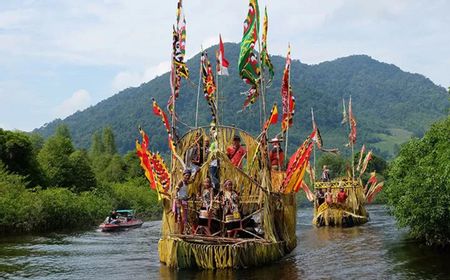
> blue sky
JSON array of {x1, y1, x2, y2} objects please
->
[{"x1": 1, "y1": 0, "x2": 449, "y2": 131}]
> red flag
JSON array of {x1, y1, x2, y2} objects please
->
[
  {"x1": 348, "y1": 96, "x2": 357, "y2": 145},
  {"x1": 281, "y1": 45, "x2": 295, "y2": 132},
  {"x1": 367, "y1": 182, "x2": 384, "y2": 203},
  {"x1": 263, "y1": 103, "x2": 278, "y2": 132},
  {"x1": 136, "y1": 137, "x2": 157, "y2": 190},
  {"x1": 217, "y1": 34, "x2": 229, "y2": 76},
  {"x1": 152, "y1": 98, "x2": 176, "y2": 153},
  {"x1": 300, "y1": 181, "x2": 315, "y2": 202}
]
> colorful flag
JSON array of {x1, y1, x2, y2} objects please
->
[
  {"x1": 262, "y1": 103, "x2": 278, "y2": 132},
  {"x1": 281, "y1": 45, "x2": 295, "y2": 132},
  {"x1": 136, "y1": 132, "x2": 157, "y2": 190},
  {"x1": 201, "y1": 50, "x2": 216, "y2": 100},
  {"x1": 217, "y1": 34, "x2": 229, "y2": 76},
  {"x1": 311, "y1": 108, "x2": 323, "y2": 149},
  {"x1": 261, "y1": 6, "x2": 274, "y2": 85},
  {"x1": 367, "y1": 171, "x2": 377, "y2": 185},
  {"x1": 152, "y1": 99, "x2": 176, "y2": 153},
  {"x1": 341, "y1": 99, "x2": 348, "y2": 125},
  {"x1": 356, "y1": 144, "x2": 366, "y2": 172},
  {"x1": 348, "y1": 96, "x2": 357, "y2": 145},
  {"x1": 366, "y1": 182, "x2": 384, "y2": 204},
  {"x1": 300, "y1": 181, "x2": 315, "y2": 202},
  {"x1": 281, "y1": 130, "x2": 315, "y2": 192},
  {"x1": 149, "y1": 152, "x2": 171, "y2": 193},
  {"x1": 359, "y1": 150, "x2": 372, "y2": 176},
  {"x1": 238, "y1": 0, "x2": 261, "y2": 108}
]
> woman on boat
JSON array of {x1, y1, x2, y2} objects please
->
[
  {"x1": 175, "y1": 169, "x2": 193, "y2": 234},
  {"x1": 198, "y1": 177, "x2": 214, "y2": 234},
  {"x1": 325, "y1": 187, "x2": 334, "y2": 205},
  {"x1": 222, "y1": 180, "x2": 239, "y2": 216}
]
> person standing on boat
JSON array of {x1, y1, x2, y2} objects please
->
[
  {"x1": 337, "y1": 186, "x2": 348, "y2": 205},
  {"x1": 175, "y1": 169, "x2": 193, "y2": 234},
  {"x1": 321, "y1": 165, "x2": 330, "y2": 182},
  {"x1": 186, "y1": 132, "x2": 202, "y2": 175},
  {"x1": 316, "y1": 188, "x2": 325, "y2": 207},
  {"x1": 204, "y1": 136, "x2": 220, "y2": 194},
  {"x1": 269, "y1": 137, "x2": 284, "y2": 170},
  {"x1": 226, "y1": 135, "x2": 246, "y2": 169},
  {"x1": 325, "y1": 187, "x2": 334, "y2": 205}
]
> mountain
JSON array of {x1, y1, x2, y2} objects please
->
[{"x1": 34, "y1": 43, "x2": 449, "y2": 159}]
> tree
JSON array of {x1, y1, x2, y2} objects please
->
[
  {"x1": 387, "y1": 116, "x2": 450, "y2": 247},
  {"x1": 123, "y1": 151, "x2": 144, "y2": 179},
  {"x1": 90, "y1": 131, "x2": 104, "y2": 156},
  {"x1": 55, "y1": 124, "x2": 72, "y2": 140},
  {"x1": 69, "y1": 150, "x2": 97, "y2": 192},
  {"x1": 103, "y1": 127, "x2": 117, "y2": 155},
  {"x1": 0, "y1": 129, "x2": 44, "y2": 187},
  {"x1": 317, "y1": 153, "x2": 348, "y2": 179}
]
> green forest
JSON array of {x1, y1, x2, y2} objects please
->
[
  {"x1": 35, "y1": 43, "x2": 448, "y2": 160},
  {"x1": 0, "y1": 125, "x2": 160, "y2": 234}
]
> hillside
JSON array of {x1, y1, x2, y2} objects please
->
[{"x1": 34, "y1": 43, "x2": 449, "y2": 159}]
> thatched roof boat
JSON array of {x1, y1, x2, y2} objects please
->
[
  {"x1": 313, "y1": 178, "x2": 369, "y2": 227},
  {"x1": 158, "y1": 126, "x2": 297, "y2": 269}
]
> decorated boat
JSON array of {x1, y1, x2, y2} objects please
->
[
  {"x1": 134, "y1": 0, "x2": 329, "y2": 269},
  {"x1": 311, "y1": 98, "x2": 384, "y2": 227}
]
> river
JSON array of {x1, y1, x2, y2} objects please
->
[{"x1": 1, "y1": 205, "x2": 449, "y2": 279}]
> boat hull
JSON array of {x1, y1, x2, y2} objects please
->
[
  {"x1": 158, "y1": 237, "x2": 293, "y2": 269},
  {"x1": 99, "y1": 220, "x2": 144, "y2": 232},
  {"x1": 313, "y1": 203, "x2": 368, "y2": 227}
]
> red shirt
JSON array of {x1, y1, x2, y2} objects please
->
[
  {"x1": 269, "y1": 147, "x2": 284, "y2": 168},
  {"x1": 226, "y1": 145, "x2": 246, "y2": 168},
  {"x1": 337, "y1": 191, "x2": 348, "y2": 203}
]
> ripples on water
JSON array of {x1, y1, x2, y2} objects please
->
[{"x1": 1, "y1": 205, "x2": 449, "y2": 279}]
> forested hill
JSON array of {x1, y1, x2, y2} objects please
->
[{"x1": 34, "y1": 43, "x2": 448, "y2": 159}]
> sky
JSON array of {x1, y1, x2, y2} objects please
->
[{"x1": 1, "y1": 0, "x2": 449, "y2": 131}]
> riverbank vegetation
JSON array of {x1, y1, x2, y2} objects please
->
[
  {"x1": 0, "y1": 126, "x2": 160, "y2": 234},
  {"x1": 386, "y1": 116, "x2": 450, "y2": 247}
]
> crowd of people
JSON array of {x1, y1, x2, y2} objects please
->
[{"x1": 173, "y1": 132, "x2": 276, "y2": 237}]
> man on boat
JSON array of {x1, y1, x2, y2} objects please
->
[
  {"x1": 186, "y1": 132, "x2": 202, "y2": 175},
  {"x1": 174, "y1": 169, "x2": 194, "y2": 234},
  {"x1": 226, "y1": 135, "x2": 246, "y2": 169},
  {"x1": 316, "y1": 188, "x2": 325, "y2": 206},
  {"x1": 204, "y1": 136, "x2": 220, "y2": 194},
  {"x1": 321, "y1": 165, "x2": 330, "y2": 182},
  {"x1": 268, "y1": 137, "x2": 284, "y2": 170},
  {"x1": 337, "y1": 185, "x2": 348, "y2": 205}
]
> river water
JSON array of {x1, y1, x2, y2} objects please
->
[{"x1": 1, "y1": 205, "x2": 449, "y2": 280}]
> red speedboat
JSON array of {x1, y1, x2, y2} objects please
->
[{"x1": 99, "y1": 210, "x2": 143, "y2": 232}]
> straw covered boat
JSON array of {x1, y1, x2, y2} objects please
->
[
  {"x1": 312, "y1": 178, "x2": 368, "y2": 227},
  {"x1": 158, "y1": 126, "x2": 297, "y2": 269}
]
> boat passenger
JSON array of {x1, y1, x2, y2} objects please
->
[
  {"x1": 316, "y1": 188, "x2": 325, "y2": 206},
  {"x1": 205, "y1": 136, "x2": 220, "y2": 194},
  {"x1": 226, "y1": 135, "x2": 246, "y2": 169},
  {"x1": 222, "y1": 179, "x2": 239, "y2": 216},
  {"x1": 325, "y1": 187, "x2": 334, "y2": 205},
  {"x1": 269, "y1": 137, "x2": 284, "y2": 170},
  {"x1": 321, "y1": 165, "x2": 330, "y2": 182},
  {"x1": 337, "y1": 186, "x2": 348, "y2": 204},
  {"x1": 201, "y1": 177, "x2": 214, "y2": 211},
  {"x1": 175, "y1": 169, "x2": 193, "y2": 234},
  {"x1": 186, "y1": 132, "x2": 202, "y2": 175}
]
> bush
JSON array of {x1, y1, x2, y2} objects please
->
[{"x1": 386, "y1": 116, "x2": 450, "y2": 247}]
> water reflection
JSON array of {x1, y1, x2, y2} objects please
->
[{"x1": 1, "y1": 205, "x2": 449, "y2": 280}]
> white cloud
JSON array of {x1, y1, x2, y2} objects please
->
[
  {"x1": 54, "y1": 89, "x2": 91, "y2": 119},
  {"x1": 112, "y1": 61, "x2": 171, "y2": 92}
]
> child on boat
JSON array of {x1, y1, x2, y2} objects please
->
[{"x1": 174, "y1": 169, "x2": 193, "y2": 234}]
